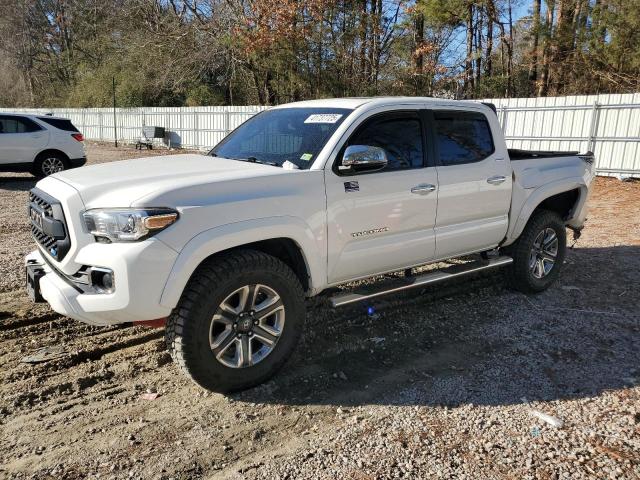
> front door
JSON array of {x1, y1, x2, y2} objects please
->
[{"x1": 325, "y1": 110, "x2": 438, "y2": 284}]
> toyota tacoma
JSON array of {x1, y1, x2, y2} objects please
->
[{"x1": 25, "y1": 97, "x2": 595, "y2": 392}]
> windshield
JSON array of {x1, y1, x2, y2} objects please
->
[{"x1": 209, "y1": 107, "x2": 352, "y2": 169}]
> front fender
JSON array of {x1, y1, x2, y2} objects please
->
[
  {"x1": 159, "y1": 216, "x2": 325, "y2": 309},
  {"x1": 505, "y1": 176, "x2": 589, "y2": 245}
]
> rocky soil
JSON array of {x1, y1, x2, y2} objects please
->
[{"x1": 0, "y1": 145, "x2": 638, "y2": 479}]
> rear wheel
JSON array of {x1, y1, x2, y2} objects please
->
[
  {"x1": 165, "y1": 250, "x2": 305, "y2": 392},
  {"x1": 33, "y1": 153, "x2": 68, "y2": 178},
  {"x1": 503, "y1": 210, "x2": 566, "y2": 293}
]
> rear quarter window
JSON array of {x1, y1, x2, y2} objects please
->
[
  {"x1": 433, "y1": 111, "x2": 494, "y2": 166},
  {"x1": 37, "y1": 117, "x2": 79, "y2": 132}
]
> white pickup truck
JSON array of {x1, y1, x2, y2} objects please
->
[{"x1": 25, "y1": 97, "x2": 595, "y2": 391}]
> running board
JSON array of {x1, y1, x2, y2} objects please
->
[{"x1": 329, "y1": 256, "x2": 513, "y2": 308}]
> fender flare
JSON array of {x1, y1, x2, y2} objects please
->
[
  {"x1": 506, "y1": 176, "x2": 588, "y2": 244},
  {"x1": 159, "y1": 216, "x2": 325, "y2": 309}
]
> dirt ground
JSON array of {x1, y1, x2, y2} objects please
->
[{"x1": 0, "y1": 143, "x2": 639, "y2": 479}]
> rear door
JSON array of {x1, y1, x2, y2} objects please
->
[
  {"x1": 325, "y1": 109, "x2": 438, "y2": 284},
  {"x1": 429, "y1": 108, "x2": 512, "y2": 258},
  {"x1": 0, "y1": 115, "x2": 48, "y2": 164}
]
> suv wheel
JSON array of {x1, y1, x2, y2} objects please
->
[
  {"x1": 165, "y1": 250, "x2": 306, "y2": 392},
  {"x1": 503, "y1": 210, "x2": 567, "y2": 293},
  {"x1": 34, "y1": 153, "x2": 67, "y2": 177}
]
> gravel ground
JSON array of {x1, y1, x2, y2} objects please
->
[{"x1": 0, "y1": 144, "x2": 639, "y2": 479}]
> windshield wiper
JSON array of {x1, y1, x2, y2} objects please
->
[
  {"x1": 210, "y1": 151, "x2": 279, "y2": 167},
  {"x1": 234, "y1": 156, "x2": 280, "y2": 167}
]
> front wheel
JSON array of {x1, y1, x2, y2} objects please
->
[
  {"x1": 165, "y1": 250, "x2": 306, "y2": 392},
  {"x1": 503, "y1": 210, "x2": 567, "y2": 293}
]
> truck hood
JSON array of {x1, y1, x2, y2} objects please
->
[{"x1": 52, "y1": 154, "x2": 293, "y2": 207}]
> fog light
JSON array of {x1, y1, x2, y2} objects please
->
[
  {"x1": 90, "y1": 268, "x2": 115, "y2": 294},
  {"x1": 101, "y1": 272, "x2": 114, "y2": 290}
]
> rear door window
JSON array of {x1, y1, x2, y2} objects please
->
[
  {"x1": 433, "y1": 111, "x2": 494, "y2": 165},
  {"x1": 37, "y1": 117, "x2": 79, "y2": 132}
]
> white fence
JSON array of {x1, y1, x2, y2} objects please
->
[
  {"x1": 2, "y1": 93, "x2": 639, "y2": 176},
  {"x1": 0, "y1": 105, "x2": 268, "y2": 151},
  {"x1": 485, "y1": 93, "x2": 640, "y2": 177}
]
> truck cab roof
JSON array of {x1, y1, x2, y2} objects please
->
[{"x1": 271, "y1": 96, "x2": 492, "y2": 112}]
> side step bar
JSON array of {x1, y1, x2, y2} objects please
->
[{"x1": 329, "y1": 256, "x2": 513, "y2": 308}]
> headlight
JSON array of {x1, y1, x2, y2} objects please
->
[{"x1": 83, "y1": 208, "x2": 178, "y2": 242}]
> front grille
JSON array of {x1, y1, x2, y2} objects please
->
[
  {"x1": 29, "y1": 192, "x2": 54, "y2": 216},
  {"x1": 28, "y1": 188, "x2": 71, "y2": 261},
  {"x1": 31, "y1": 223, "x2": 57, "y2": 249}
]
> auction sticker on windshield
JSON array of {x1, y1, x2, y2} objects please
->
[{"x1": 304, "y1": 114, "x2": 343, "y2": 124}]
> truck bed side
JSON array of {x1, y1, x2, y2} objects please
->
[{"x1": 504, "y1": 153, "x2": 596, "y2": 246}]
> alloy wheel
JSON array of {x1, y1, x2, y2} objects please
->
[
  {"x1": 42, "y1": 157, "x2": 65, "y2": 176},
  {"x1": 528, "y1": 227, "x2": 559, "y2": 279},
  {"x1": 209, "y1": 284, "x2": 285, "y2": 368}
]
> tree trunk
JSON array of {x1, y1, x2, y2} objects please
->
[
  {"x1": 359, "y1": 0, "x2": 368, "y2": 85},
  {"x1": 414, "y1": 12, "x2": 425, "y2": 94},
  {"x1": 368, "y1": 0, "x2": 382, "y2": 89},
  {"x1": 265, "y1": 69, "x2": 277, "y2": 105},
  {"x1": 465, "y1": 3, "x2": 474, "y2": 95},
  {"x1": 494, "y1": 15, "x2": 512, "y2": 97},
  {"x1": 550, "y1": 0, "x2": 573, "y2": 94},
  {"x1": 475, "y1": 8, "x2": 483, "y2": 89},
  {"x1": 538, "y1": 0, "x2": 555, "y2": 96},
  {"x1": 528, "y1": 0, "x2": 541, "y2": 93},
  {"x1": 571, "y1": 0, "x2": 583, "y2": 49},
  {"x1": 485, "y1": 15, "x2": 493, "y2": 77},
  {"x1": 252, "y1": 68, "x2": 266, "y2": 105},
  {"x1": 506, "y1": 0, "x2": 514, "y2": 96},
  {"x1": 569, "y1": 0, "x2": 586, "y2": 91}
]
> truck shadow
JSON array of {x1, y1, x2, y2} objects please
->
[
  {"x1": 0, "y1": 175, "x2": 37, "y2": 192},
  {"x1": 237, "y1": 245, "x2": 640, "y2": 408}
]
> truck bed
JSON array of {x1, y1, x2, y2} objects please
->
[{"x1": 508, "y1": 150, "x2": 594, "y2": 240}]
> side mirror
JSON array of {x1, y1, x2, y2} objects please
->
[{"x1": 340, "y1": 145, "x2": 388, "y2": 172}]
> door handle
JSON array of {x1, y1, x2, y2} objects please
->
[
  {"x1": 411, "y1": 183, "x2": 436, "y2": 194},
  {"x1": 487, "y1": 175, "x2": 507, "y2": 185}
]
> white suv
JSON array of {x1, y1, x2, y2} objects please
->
[{"x1": 0, "y1": 113, "x2": 86, "y2": 177}]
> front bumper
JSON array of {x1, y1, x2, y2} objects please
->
[{"x1": 26, "y1": 238, "x2": 178, "y2": 326}]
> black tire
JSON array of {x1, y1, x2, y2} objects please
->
[
  {"x1": 33, "y1": 152, "x2": 68, "y2": 178},
  {"x1": 165, "y1": 249, "x2": 306, "y2": 392},
  {"x1": 503, "y1": 209, "x2": 567, "y2": 293}
]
